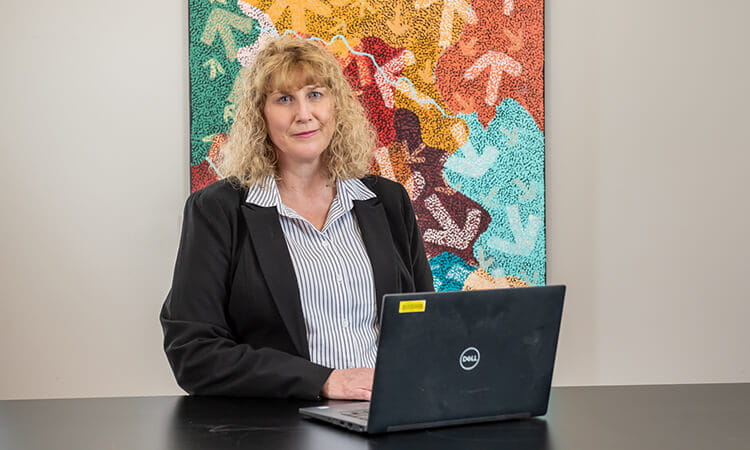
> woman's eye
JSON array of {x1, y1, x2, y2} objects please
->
[
  {"x1": 277, "y1": 95, "x2": 291, "y2": 103},
  {"x1": 309, "y1": 91, "x2": 322, "y2": 99}
]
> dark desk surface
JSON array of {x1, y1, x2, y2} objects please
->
[{"x1": 1, "y1": 384, "x2": 748, "y2": 450}]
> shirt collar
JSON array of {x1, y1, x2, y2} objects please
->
[
  {"x1": 336, "y1": 178, "x2": 376, "y2": 210},
  {"x1": 244, "y1": 176, "x2": 281, "y2": 208},
  {"x1": 245, "y1": 176, "x2": 376, "y2": 212}
]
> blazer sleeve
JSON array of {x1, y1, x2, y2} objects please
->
[
  {"x1": 160, "y1": 185, "x2": 332, "y2": 399},
  {"x1": 398, "y1": 183, "x2": 435, "y2": 293}
]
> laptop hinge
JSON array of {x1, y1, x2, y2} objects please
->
[{"x1": 385, "y1": 412, "x2": 531, "y2": 432}]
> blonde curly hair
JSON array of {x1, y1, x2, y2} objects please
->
[{"x1": 220, "y1": 36, "x2": 376, "y2": 188}]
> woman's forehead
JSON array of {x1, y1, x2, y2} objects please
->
[{"x1": 266, "y1": 65, "x2": 327, "y2": 93}]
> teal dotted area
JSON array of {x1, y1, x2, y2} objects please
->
[
  {"x1": 429, "y1": 252, "x2": 476, "y2": 292},
  {"x1": 443, "y1": 98, "x2": 546, "y2": 286},
  {"x1": 190, "y1": 1, "x2": 260, "y2": 166}
]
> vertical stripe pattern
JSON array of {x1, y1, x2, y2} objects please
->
[{"x1": 246, "y1": 177, "x2": 379, "y2": 369}]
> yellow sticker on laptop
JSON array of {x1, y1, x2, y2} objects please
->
[{"x1": 399, "y1": 300, "x2": 426, "y2": 313}]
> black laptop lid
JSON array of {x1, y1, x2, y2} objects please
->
[{"x1": 367, "y1": 285, "x2": 565, "y2": 433}]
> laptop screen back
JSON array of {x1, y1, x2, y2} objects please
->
[{"x1": 367, "y1": 285, "x2": 565, "y2": 433}]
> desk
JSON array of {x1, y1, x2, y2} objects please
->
[{"x1": 1, "y1": 384, "x2": 748, "y2": 450}]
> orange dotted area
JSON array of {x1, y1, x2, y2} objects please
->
[
  {"x1": 463, "y1": 269, "x2": 529, "y2": 290},
  {"x1": 435, "y1": 0, "x2": 544, "y2": 129}
]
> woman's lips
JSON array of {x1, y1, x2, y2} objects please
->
[{"x1": 293, "y1": 130, "x2": 318, "y2": 138}]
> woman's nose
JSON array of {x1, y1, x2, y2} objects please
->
[{"x1": 295, "y1": 100, "x2": 313, "y2": 121}]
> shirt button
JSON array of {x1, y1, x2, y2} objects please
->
[
  {"x1": 336, "y1": 274, "x2": 343, "y2": 282},
  {"x1": 342, "y1": 320, "x2": 349, "y2": 327},
  {"x1": 321, "y1": 241, "x2": 330, "y2": 248}
]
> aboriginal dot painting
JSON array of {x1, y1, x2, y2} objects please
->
[{"x1": 189, "y1": 0, "x2": 546, "y2": 290}]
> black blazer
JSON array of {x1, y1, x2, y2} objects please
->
[{"x1": 160, "y1": 175, "x2": 434, "y2": 399}]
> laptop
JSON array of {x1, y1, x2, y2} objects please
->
[{"x1": 299, "y1": 285, "x2": 566, "y2": 433}]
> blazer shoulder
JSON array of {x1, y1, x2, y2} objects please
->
[
  {"x1": 188, "y1": 178, "x2": 247, "y2": 210},
  {"x1": 360, "y1": 175, "x2": 408, "y2": 202}
]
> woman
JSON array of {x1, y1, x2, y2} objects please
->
[{"x1": 160, "y1": 36, "x2": 433, "y2": 400}]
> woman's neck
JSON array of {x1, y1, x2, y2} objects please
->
[
  {"x1": 276, "y1": 167, "x2": 336, "y2": 231},
  {"x1": 276, "y1": 165, "x2": 334, "y2": 201}
]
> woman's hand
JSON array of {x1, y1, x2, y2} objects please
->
[{"x1": 321, "y1": 368, "x2": 375, "y2": 400}]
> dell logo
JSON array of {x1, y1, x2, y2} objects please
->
[{"x1": 459, "y1": 347, "x2": 480, "y2": 371}]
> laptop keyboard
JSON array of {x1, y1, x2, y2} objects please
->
[{"x1": 340, "y1": 408, "x2": 369, "y2": 420}]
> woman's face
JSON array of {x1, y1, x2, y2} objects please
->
[{"x1": 263, "y1": 81, "x2": 335, "y2": 171}]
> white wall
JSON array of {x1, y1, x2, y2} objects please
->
[
  {"x1": 546, "y1": 1, "x2": 750, "y2": 384},
  {"x1": 1, "y1": 1, "x2": 748, "y2": 399},
  {"x1": 0, "y1": 1, "x2": 188, "y2": 399}
]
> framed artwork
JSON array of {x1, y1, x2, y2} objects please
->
[{"x1": 189, "y1": 0, "x2": 545, "y2": 290}]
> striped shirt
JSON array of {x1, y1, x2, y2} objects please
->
[{"x1": 246, "y1": 177, "x2": 379, "y2": 369}]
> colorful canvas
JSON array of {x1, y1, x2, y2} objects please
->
[{"x1": 189, "y1": 0, "x2": 546, "y2": 290}]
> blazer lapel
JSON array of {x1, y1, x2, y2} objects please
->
[
  {"x1": 353, "y1": 198, "x2": 400, "y2": 319},
  {"x1": 240, "y1": 204, "x2": 309, "y2": 359}
]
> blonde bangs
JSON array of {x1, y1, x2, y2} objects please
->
[{"x1": 264, "y1": 61, "x2": 329, "y2": 95}]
